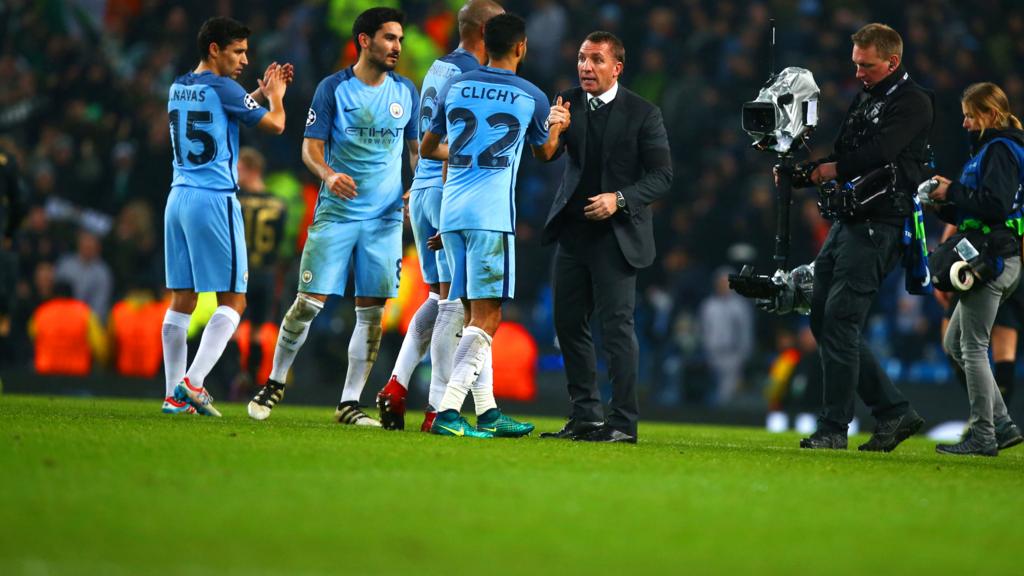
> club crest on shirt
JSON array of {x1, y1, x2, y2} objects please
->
[
  {"x1": 306, "y1": 108, "x2": 317, "y2": 127},
  {"x1": 244, "y1": 94, "x2": 260, "y2": 111},
  {"x1": 389, "y1": 102, "x2": 404, "y2": 119},
  {"x1": 302, "y1": 270, "x2": 313, "y2": 284}
]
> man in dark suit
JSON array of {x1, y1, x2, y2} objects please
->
[{"x1": 533, "y1": 31, "x2": 672, "y2": 443}]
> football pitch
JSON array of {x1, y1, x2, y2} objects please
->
[{"x1": 1, "y1": 394, "x2": 1020, "y2": 575}]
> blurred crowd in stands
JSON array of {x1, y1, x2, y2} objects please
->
[{"x1": 2, "y1": 0, "x2": 1023, "y2": 411}]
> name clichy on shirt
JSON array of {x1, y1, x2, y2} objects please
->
[{"x1": 459, "y1": 85, "x2": 522, "y2": 104}]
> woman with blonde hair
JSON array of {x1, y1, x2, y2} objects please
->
[{"x1": 928, "y1": 82, "x2": 1024, "y2": 456}]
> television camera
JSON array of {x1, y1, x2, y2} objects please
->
[{"x1": 729, "y1": 21, "x2": 820, "y2": 312}]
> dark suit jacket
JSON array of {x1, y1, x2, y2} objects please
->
[{"x1": 541, "y1": 85, "x2": 673, "y2": 269}]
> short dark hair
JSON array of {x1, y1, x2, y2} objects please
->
[
  {"x1": 196, "y1": 17, "x2": 251, "y2": 61},
  {"x1": 484, "y1": 13, "x2": 526, "y2": 59},
  {"x1": 584, "y1": 31, "x2": 625, "y2": 65},
  {"x1": 352, "y1": 7, "x2": 405, "y2": 54}
]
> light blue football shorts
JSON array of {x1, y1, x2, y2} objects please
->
[
  {"x1": 297, "y1": 216, "x2": 402, "y2": 297},
  {"x1": 164, "y1": 186, "x2": 248, "y2": 293},
  {"x1": 442, "y1": 229, "x2": 515, "y2": 301},
  {"x1": 409, "y1": 185, "x2": 450, "y2": 285}
]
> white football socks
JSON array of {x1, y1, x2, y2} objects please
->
[
  {"x1": 390, "y1": 292, "x2": 439, "y2": 389},
  {"x1": 471, "y1": 346, "x2": 497, "y2": 416},
  {"x1": 269, "y1": 294, "x2": 324, "y2": 383},
  {"x1": 161, "y1": 309, "x2": 191, "y2": 397},
  {"x1": 339, "y1": 305, "x2": 384, "y2": 404},
  {"x1": 184, "y1": 305, "x2": 241, "y2": 389},
  {"x1": 438, "y1": 326, "x2": 491, "y2": 413},
  {"x1": 428, "y1": 299, "x2": 465, "y2": 410}
]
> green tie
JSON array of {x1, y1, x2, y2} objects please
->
[{"x1": 589, "y1": 97, "x2": 603, "y2": 111}]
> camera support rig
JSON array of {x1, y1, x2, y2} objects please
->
[
  {"x1": 728, "y1": 153, "x2": 802, "y2": 310},
  {"x1": 728, "y1": 20, "x2": 820, "y2": 309}
]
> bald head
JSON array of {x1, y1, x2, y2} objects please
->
[{"x1": 458, "y1": 0, "x2": 504, "y2": 41}]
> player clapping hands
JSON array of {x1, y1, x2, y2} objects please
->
[{"x1": 253, "y1": 61, "x2": 294, "y2": 103}]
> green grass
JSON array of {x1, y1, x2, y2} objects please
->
[{"x1": 1, "y1": 394, "x2": 1021, "y2": 576}]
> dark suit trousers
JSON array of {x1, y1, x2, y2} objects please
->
[{"x1": 553, "y1": 219, "x2": 639, "y2": 436}]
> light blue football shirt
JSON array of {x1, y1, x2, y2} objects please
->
[
  {"x1": 305, "y1": 67, "x2": 419, "y2": 223},
  {"x1": 168, "y1": 71, "x2": 268, "y2": 191},
  {"x1": 430, "y1": 66, "x2": 549, "y2": 233},
  {"x1": 412, "y1": 48, "x2": 481, "y2": 190}
]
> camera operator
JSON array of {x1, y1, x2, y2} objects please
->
[
  {"x1": 929, "y1": 82, "x2": 1024, "y2": 456},
  {"x1": 797, "y1": 23, "x2": 932, "y2": 451}
]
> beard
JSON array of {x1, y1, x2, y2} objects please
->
[{"x1": 368, "y1": 48, "x2": 399, "y2": 72}]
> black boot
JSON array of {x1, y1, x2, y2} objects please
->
[
  {"x1": 996, "y1": 421, "x2": 1023, "y2": 450},
  {"x1": 799, "y1": 428, "x2": 848, "y2": 449},
  {"x1": 858, "y1": 409, "x2": 925, "y2": 452},
  {"x1": 936, "y1": 433, "x2": 998, "y2": 456}
]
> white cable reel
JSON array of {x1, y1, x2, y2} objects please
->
[{"x1": 950, "y1": 260, "x2": 975, "y2": 291}]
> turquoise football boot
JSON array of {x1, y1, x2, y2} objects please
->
[
  {"x1": 431, "y1": 410, "x2": 493, "y2": 438},
  {"x1": 476, "y1": 409, "x2": 534, "y2": 438}
]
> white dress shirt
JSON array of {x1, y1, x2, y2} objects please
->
[{"x1": 586, "y1": 82, "x2": 619, "y2": 109}]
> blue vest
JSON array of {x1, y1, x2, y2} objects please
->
[{"x1": 956, "y1": 137, "x2": 1024, "y2": 234}]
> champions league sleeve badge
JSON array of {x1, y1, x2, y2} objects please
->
[
  {"x1": 306, "y1": 108, "x2": 317, "y2": 127},
  {"x1": 244, "y1": 93, "x2": 261, "y2": 111}
]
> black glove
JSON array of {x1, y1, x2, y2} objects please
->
[{"x1": 789, "y1": 160, "x2": 821, "y2": 189}]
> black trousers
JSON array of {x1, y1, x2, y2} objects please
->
[
  {"x1": 553, "y1": 220, "x2": 639, "y2": 436},
  {"x1": 0, "y1": 248, "x2": 16, "y2": 317},
  {"x1": 810, "y1": 220, "x2": 911, "y2": 431}
]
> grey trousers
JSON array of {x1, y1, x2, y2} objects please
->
[{"x1": 944, "y1": 256, "x2": 1021, "y2": 442}]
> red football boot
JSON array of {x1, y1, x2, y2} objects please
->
[
  {"x1": 376, "y1": 375, "x2": 407, "y2": 430},
  {"x1": 420, "y1": 410, "x2": 437, "y2": 433}
]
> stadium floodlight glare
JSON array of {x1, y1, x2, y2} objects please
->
[{"x1": 742, "y1": 67, "x2": 820, "y2": 154}]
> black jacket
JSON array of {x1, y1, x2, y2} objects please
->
[
  {"x1": 541, "y1": 85, "x2": 673, "y2": 268},
  {"x1": 938, "y1": 127, "x2": 1024, "y2": 255},
  {"x1": 828, "y1": 68, "x2": 934, "y2": 222},
  {"x1": 0, "y1": 151, "x2": 25, "y2": 242}
]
